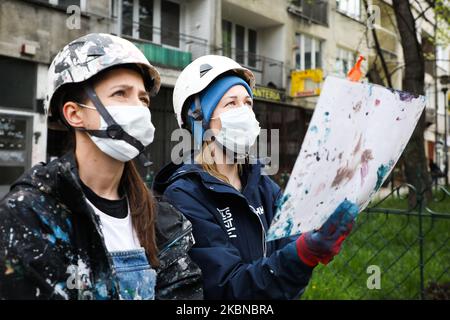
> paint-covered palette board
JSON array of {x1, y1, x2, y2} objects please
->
[{"x1": 267, "y1": 76, "x2": 426, "y2": 241}]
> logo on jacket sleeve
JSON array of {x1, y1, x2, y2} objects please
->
[
  {"x1": 217, "y1": 207, "x2": 237, "y2": 238},
  {"x1": 249, "y1": 205, "x2": 265, "y2": 216}
]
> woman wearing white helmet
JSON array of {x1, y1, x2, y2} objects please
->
[
  {"x1": 0, "y1": 33, "x2": 202, "y2": 300},
  {"x1": 153, "y1": 55, "x2": 359, "y2": 299}
]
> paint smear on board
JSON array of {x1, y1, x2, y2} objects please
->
[{"x1": 267, "y1": 76, "x2": 426, "y2": 240}]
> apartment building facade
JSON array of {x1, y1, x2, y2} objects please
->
[
  {"x1": 0, "y1": 0, "x2": 448, "y2": 197},
  {"x1": 0, "y1": 0, "x2": 113, "y2": 197}
]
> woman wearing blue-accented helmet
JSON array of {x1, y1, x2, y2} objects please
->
[{"x1": 153, "y1": 55, "x2": 359, "y2": 299}]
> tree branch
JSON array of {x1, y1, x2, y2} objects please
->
[
  {"x1": 362, "y1": 0, "x2": 393, "y2": 88},
  {"x1": 413, "y1": 0, "x2": 435, "y2": 25}
]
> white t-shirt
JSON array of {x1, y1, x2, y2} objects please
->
[{"x1": 85, "y1": 198, "x2": 141, "y2": 252}]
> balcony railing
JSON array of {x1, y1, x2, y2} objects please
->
[
  {"x1": 287, "y1": 0, "x2": 329, "y2": 26},
  {"x1": 216, "y1": 47, "x2": 284, "y2": 89},
  {"x1": 121, "y1": 22, "x2": 208, "y2": 69}
]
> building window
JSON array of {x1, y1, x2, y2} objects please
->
[
  {"x1": 304, "y1": 36, "x2": 312, "y2": 69},
  {"x1": 248, "y1": 29, "x2": 257, "y2": 68},
  {"x1": 295, "y1": 34, "x2": 322, "y2": 70},
  {"x1": 335, "y1": 47, "x2": 356, "y2": 76},
  {"x1": 119, "y1": 0, "x2": 180, "y2": 47},
  {"x1": 121, "y1": 0, "x2": 134, "y2": 37},
  {"x1": 222, "y1": 20, "x2": 232, "y2": 58},
  {"x1": 121, "y1": 0, "x2": 154, "y2": 41},
  {"x1": 336, "y1": 0, "x2": 361, "y2": 20},
  {"x1": 288, "y1": 0, "x2": 328, "y2": 26},
  {"x1": 0, "y1": 56, "x2": 36, "y2": 111},
  {"x1": 222, "y1": 20, "x2": 258, "y2": 69},
  {"x1": 139, "y1": 0, "x2": 154, "y2": 41},
  {"x1": 161, "y1": 0, "x2": 180, "y2": 47},
  {"x1": 235, "y1": 24, "x2": 245, "y2": 65}
]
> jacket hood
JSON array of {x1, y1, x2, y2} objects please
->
[
  {"x1": 152, "y1": 160, "x2": 202, "y2": 195},
  {"x1": 9, "y1": 151, "x2": 83, "y2": 207},
  {"x1": 153, "y1": 157, "x2": 263, "y2": 196}
]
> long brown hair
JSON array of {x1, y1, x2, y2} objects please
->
[
  {"x1": 195, "y1": 141, "x2": 242, "y2": 186},
  {"x1": 56, "y1": 65, "x2": 159, "y2": 266},
  {"x1": 121, "y1": 160, "x2": 158, "y2": 266}
]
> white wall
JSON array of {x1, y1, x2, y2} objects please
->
[
  {"x1": 258, "y1": 25, "x2": 285, "y2": 63},
  {"x1": 184, "y1": 0, "x2": 211, "y2": 41},
  {"x1": 183, "y1": 0, "x2": 217, "y2": 57}
]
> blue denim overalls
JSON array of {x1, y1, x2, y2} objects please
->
[{"x1": 110, "y1": 248, "x2": 157, "y2": 300}]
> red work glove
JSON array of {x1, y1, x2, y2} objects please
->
[{"x1": 296, "y1": 199, "x2": 359, "y2": 267}]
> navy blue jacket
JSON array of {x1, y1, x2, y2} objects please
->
[{"x1": 153, "y1": 160, "x2": 314, "y2": 299}]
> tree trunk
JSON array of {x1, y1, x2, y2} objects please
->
[{"x1": 392, "y1": 0, "x2": 432, "y2": 207}]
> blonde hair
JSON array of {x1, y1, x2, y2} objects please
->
[{"x1": 195, "y1": 141, "x2": 243, "y2": 185}]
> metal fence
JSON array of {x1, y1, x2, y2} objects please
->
[{"x1": 303, "y1": 183, "x2": 450, "y2": 300}]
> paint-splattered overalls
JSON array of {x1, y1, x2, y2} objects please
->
[
  {"x1": 111, "y1": 249, "x2": 156, "y2": 300},
  {"x1": 0, "y1": 151, "x2": 203, "y2": 300}
]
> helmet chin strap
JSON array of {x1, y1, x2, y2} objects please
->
[
  {"x1": 76, "y1": 84, "x2": 152, "y2": 167},
  {"x1": 187, "y1": 95, "x2": 207, "y2": 151}
]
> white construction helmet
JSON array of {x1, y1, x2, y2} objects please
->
[
  {"x1": 45, "y1": 33, "x2": 160, "y2": 128},
  {"x1": 172, "y1": 55, "x2": 255, "y2": 128}
]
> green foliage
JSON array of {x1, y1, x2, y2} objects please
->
[{"x1": 302, "y1": 191, "x2": 450, "y2": 300}]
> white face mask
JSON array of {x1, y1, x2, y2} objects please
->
[
  {"x1": 83, "y1": 105, "x2": 155, "y2": 162},
  {"x1": 213, "y1": 106, "x2": 261, "y2": 155}
]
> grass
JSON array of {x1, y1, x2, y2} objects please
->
[{"x1": 301, "y1": 188, "x2": 450, "y2": 300}]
